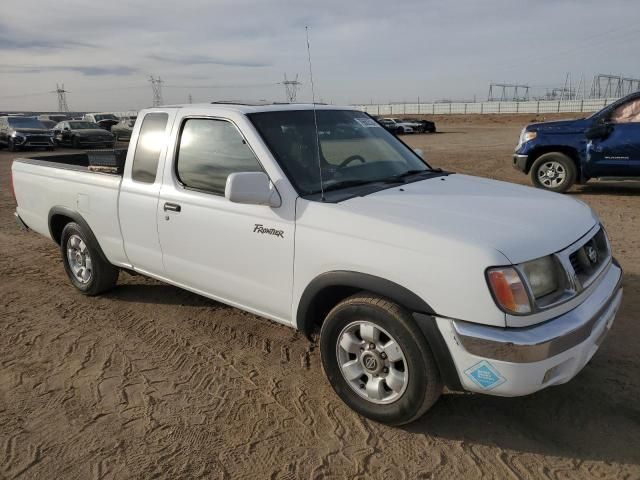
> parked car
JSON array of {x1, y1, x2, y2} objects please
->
[
  {"x1": 111, "y1": 116, "x2": 137, "y2": 141},
  {"x1": 53, "y1": 120, "x2": 115, "y2": 148},
  {"x1": 38, "y1": 114, "x2": 70, "y2": 123},
  {"x1": 377, "y1": 118, "x2": 405, "y2": 134},
  {"x1": 12, "y1": 103, "x2": 622, "y2": 425},
  {"x1": 514, "y1": 91, "x2": 640, "y2": 192},
  {"x1": 82, "y1": 113, "x2": 120, "y2": 131},
  {"x1": 0, "y1": 116, "x2": 55, "y2": 151},
  {"x1": 379, "y1": 118, "x2": 414, "y2": 134},
  {"x1": 401, "y1": 118, "x2": 436, "y2": 133}
]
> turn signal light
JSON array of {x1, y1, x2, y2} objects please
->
[{"x1": 487, "y1": 267, "x2": 531, "y2": 314}]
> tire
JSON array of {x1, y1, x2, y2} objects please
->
[
  {"x1": 72, "y1": 137, "x2": 81, "y2": 149},
  {"x1": 60, "y1": 222, "x2": 119, "y2": 295},
  {"x1": 320, "y1": 294, "x2": 442, "y2": 425},
  {"x1": 530, "y1": 152, "x2": 577, "y2": 193},
  {"x1": 7, "y1": 138, "x2": 17, "y2": 152}
]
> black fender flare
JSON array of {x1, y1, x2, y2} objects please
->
[
  {"x1": 48, "y1": 206, "x2": 111, "y2": 265},
  {"x1": 296, "y1": 270, "x2": 435, "y2": 335},
  {"x1": 297, "y1": 271, "x2": 462, "y2": 391}
]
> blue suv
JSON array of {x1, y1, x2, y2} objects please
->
[{"x1": 513, "y1": 92, "x2": 640, "y2": 192}]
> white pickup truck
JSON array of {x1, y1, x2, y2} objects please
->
[{"x1": 11, "y1": 103, "x2": 623, "y2": 425}]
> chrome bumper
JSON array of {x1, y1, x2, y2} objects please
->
[
  {"x1": 452, "y1": 262, "x2": 623, "y2": 363},
  {"x1": 513, "y1": 153, "x2": 528, "y2": 172}
]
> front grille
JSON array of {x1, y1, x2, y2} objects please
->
[
  {"x1": 26, "y1": 135, "x2": 51, "y2": 143},
  {"x1": 568, "y1": 228, "x2": 609, "y2": 288}
]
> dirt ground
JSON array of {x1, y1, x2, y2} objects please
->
[{"x1": 1, "y1": 115, "x2": 639, "y2": 479}]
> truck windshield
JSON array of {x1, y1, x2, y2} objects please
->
[
  {"x1": 69, "y1": 121, "x2": 101, "y2": 130},
  {"x1": 94, "y1": 114, "x2": 118, "y2": 121},
  {"x1": 248, "y1": 109, "x2": 429, "y2": 195},
  {"x1": 7, "y1": 117, "x2": 45, "y2": 129}
]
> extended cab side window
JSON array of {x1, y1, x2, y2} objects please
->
[
  {"x1": 176, "y1": 118, "x2": 262, "y2": 195},
  {"x1": 132, "y1": 112, "x2": 169, "y2": 183}
]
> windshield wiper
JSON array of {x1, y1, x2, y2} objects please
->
[
  {"x1": 381, "y1": 168, "x2": 443, "y2": 183},
  {"x1": 321, "y1": 179, "x2": 380, "y2": 192}
]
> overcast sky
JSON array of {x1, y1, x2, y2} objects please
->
[{"x1": 0, "y1": 0, "x2": 639, "y2": 111}]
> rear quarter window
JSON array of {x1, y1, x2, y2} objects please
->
[{"x1": 131, "y1": 113, "x2": 169, "y2": 183}]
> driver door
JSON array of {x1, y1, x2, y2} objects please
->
[
  {"x1": 587, "y1": 96, "x2": 640, "y2": 177},
  {"x1": 157, "y1": 116, "x2": 296, "y2": 323}
]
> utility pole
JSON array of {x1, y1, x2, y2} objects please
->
[
  {"x1": 149, "y1": 76, "x2": 164, "y2": 107},
  {"x1": 281, "y1": 73, "x2": 302, "y2": 103},
  {"x1": 188, "y1": 93, "x2": 193, "y2": 104},
  {"x1": 52, "y1": 83, "x2": 70, "y2": 112}
]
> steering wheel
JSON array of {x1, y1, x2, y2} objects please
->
[{"x1": 339, "y1": 155, "x2": 366, "y2": 168}]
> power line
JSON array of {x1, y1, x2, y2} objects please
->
[{"x1": 163, "y1": 82, "x2": 278, "y2": 89}]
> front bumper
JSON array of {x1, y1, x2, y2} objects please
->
[
  {"x1": 78, "y1": 138, "x2": 114, "y2": 146},
  {"x1": 13, "y1": 135, "x2": 55, "y2": 148},
  {"x1": 513, "y1": 153, "x2": 528, "y2": 172},
  {"x1": 437, "y1": 261, "x2": 623, "y2": 396}
]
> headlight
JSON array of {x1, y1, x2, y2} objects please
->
[
  {"x1": 517, "y1": 129, "x2": 537, "y2": 148},
  {"x1": 487, "y1": 255, "x2": 564, "y2": 314},
  {"x1": 520, "y1": 256, "x2": 558, "y2": 298},
  {"x1": 487, "y1": 267, "x2": 531, "y2": 314}
]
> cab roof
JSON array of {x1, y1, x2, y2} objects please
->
[{"x1": 154, "y1": 102, "x2": 355, "y2": 114}]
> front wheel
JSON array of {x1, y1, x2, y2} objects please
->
[
  {"x1": 530, "y1": 152, "x2": 577, "y2": 193},
  {"x1": 320, "y1": 294, "x2": 442, "y2": 425},
  {"x1": 7, "y1": 138, "x2": 17, "y2": 152},
  {"x1": 60, "y1": 222, "x2": 119, "y2": 295}
]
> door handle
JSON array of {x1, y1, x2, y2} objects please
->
[{"x1": 164, "y1": 202, "x2": 181, "y2": 212}]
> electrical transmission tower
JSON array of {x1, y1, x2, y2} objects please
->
[
  {"x1": 149, "y1": 76, "x2": 164, "y2": 106},
  {"x1": 281, "y1": 74, "x2": 302, "y2": 103},
  {"x1": 52, "y1": 83, "x2": 70, "y2": 112},
  {"x1": 590, "y1": 74, "x2": 640, "y2": 99},
  {"x1": 487, "y1": 83, "x2": 530, "y2": 101}
]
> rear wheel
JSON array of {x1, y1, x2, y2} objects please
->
[
  {"x1": 320, "y1": 294, "x2": 442, "y2": 425},
  {"x1": 530, "y1": 152, "x2": 577, "y2": 193},
  {"x1": 60, "y1": 222, "x2": 118, "y2": 295}
]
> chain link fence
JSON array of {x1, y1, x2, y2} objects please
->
[{"x1": 354, "y1": 98, "x2": 620, "y2": 116}]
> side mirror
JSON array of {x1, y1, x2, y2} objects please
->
[
  {"x1": 585, "y1": 122, "x2": 612, "y2": 140},
  {"x1": 225, "y1": 172, "x2": 281, "y2": 207},
  {"x1": 414, "y1": 148, "x2": 424, "y2": 158}
]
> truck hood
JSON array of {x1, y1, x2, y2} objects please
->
[
  {"x1": 14, "y1": 128, "x2": 50, "y2": 135},
  {"x1": 74, "y1": 129, "x2": 113, "y2": 136},
  {"x1": 527, "y1": 117, "x2": 591, "y2": 134},
  {"x1": 341, "y1": 174, "x2": 597, "y2": 264}
]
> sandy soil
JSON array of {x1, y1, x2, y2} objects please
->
[{"x1": 1, "y1": 116, "x2": 639, "y2": 479}]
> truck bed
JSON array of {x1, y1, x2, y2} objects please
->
[
  {"x1": 12, "y1": 152, "x2": 129, "y2": 267},
  {"x1": 15, "y1": 151, "x2": 125, "y2": 176}
]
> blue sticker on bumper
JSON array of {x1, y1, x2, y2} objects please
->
[{"x1": 464, "y1": 360, "x2": 506, "y2": 390}]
